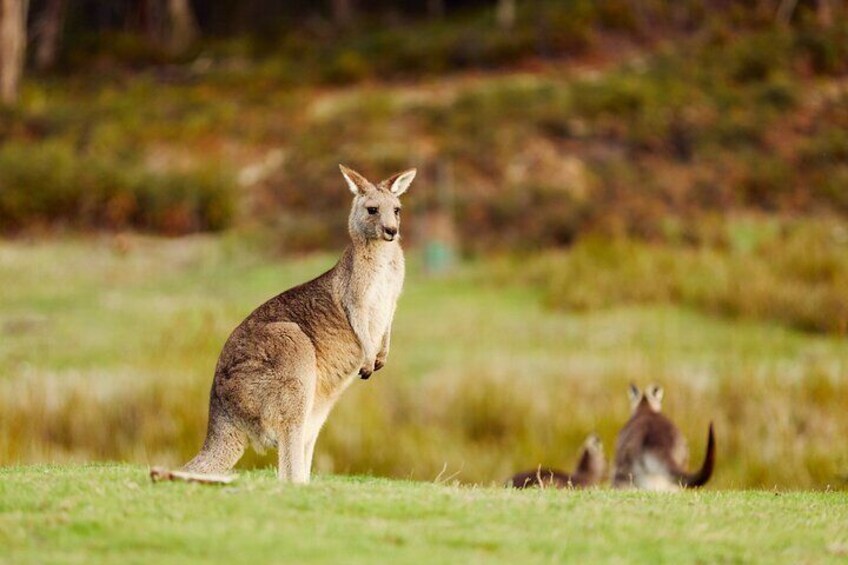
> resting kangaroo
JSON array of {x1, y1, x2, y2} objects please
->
[
  {"x1": 612, "y1": 384, "x2": 715, "y2": 490},
  {"x1": 508, "y1": 434, "x2": 607, "y2": 489},
  {"x1": 184, "y1": 164, "x2": 416, "y2": 482}
]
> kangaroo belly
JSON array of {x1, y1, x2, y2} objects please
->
[
  {"x1": 311, "y1": 323, "x2": 362, "y2": 392},
  {"x1": 367, "y1": 305, "x2": 392, "y2": 349}
]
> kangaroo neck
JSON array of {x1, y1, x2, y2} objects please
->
[
  {"x1": 335, "y1": 238, "x2": 401, "y2": 291},
  {"x1": 354, "y1": 235, "x2": 399, "y2": 265}
]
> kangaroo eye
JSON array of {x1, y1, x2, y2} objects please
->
[
  {"x1": 394, "y1": 207, "x2": 401, "y2": 216},
  {"x1": 367, "y1": 207, "x2": 378, "y2": 215}
]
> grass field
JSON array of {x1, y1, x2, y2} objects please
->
[
  {"x1": 1, "y1": 465, "x2": 847, "y2": 564},
  {"x1": 1, "y1": 235, "x2": 846, "y2": 489}
]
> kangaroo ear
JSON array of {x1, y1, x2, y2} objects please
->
[
  {"x1": 340, "y1": 164, "x2": 371, "y2": 195},
  {"x1": 627, "y1": 383, "x2": 641, "y2": 406},
  {"x1": 648, "y1": 384, "x2": 664, "y2": 403},
  {"x1": 647, "y1": 384, "x2": 664, "y2": 411},
  {"x1": 383, "y1": 168, "x2": 417, "y2": 196}
]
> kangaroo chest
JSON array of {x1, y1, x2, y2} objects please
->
[
  {"x1": 363, "y1": 267, "x2": 399, "y2": 344},
  {"x1": 347, "y1": 253, "x2": 403, "y2": 353}
]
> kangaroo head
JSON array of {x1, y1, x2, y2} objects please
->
[
  {"x1": 584, "y1": 433, "x2": 603, "y2": 453},
  {"x1": 578, "y1": 433, "x2": 606, "y2": 477},
  {"x1": 340, "y1": 164, "x2": 417, "y2": 243},
  {"x1": 628, "y1": 383, "x2": 664, "y2": 414}
]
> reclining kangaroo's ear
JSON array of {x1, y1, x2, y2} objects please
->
[
  {"x1": 340, "y1": 164, "x2": 372, "y2": 195},
  {"x1": 383, "y1": 168, "x2": 417, "y2": 196},
  {"x1": 627, "y1": 383, "x2": 641, "y2": 407}
]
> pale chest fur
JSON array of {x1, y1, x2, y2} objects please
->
[
  {"x1": 363, "y1": 258, "x2": 403, "y2": 347},
  {"x1": 344, "y1": 246, "x2": 404, "y2": 353}
]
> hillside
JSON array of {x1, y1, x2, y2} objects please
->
[{"x1": 2, "y1": 6, "x2": 847, "y2": 251}]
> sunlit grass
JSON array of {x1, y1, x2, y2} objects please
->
[
  {"x1": 1, "y1": 465, "x2": 847, "y2": 564},
  {"x1": 1, "y1": 236, "x2": 846, "y2": 488}
]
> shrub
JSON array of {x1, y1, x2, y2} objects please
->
[
  {"x1": 736, "y1": 154, "x2": 795, "y2": 210},
  {"x1": 794, "y1": 24, "x2": 848, "y2": 75},
  {"x1": 523, "y1": 224, "x2": 848, "y2": 335},
  {"x1": 0, "y1": 142, "x2": 235, "y2": 235},
  {"x1": 728, "y1": 32, "x2": 790, "y2": 84}
]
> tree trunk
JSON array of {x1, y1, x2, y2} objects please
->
[
  {"x1": 139, "y1": 0, "x2": 166, "y2": 46},
  {"x1": 331, "y1": 0, "x2": 354, "y2": 26},
  {"x1": 427, "y1": 0, "x2": 445, "y2": 19},
  {"x1": 0, "y1": 0, "x2": 28, "y2": 105},
  {"x1": 817, "y1": 0, "x2": 833, "y2": 27},
  {"x1": 34, "y1": 0, "x2": 65, "y2": 71},
  {"x1": 776, "y1": 0, "x2": 798, "y2": 25},
  {"x1": 167, "y1": 0, "x2": 198, "y2": 55},
  {"x1": 496, "y1": 0, "x2": 516, "y2": 30},
  {"x1": 628, "y1": 0, "x2": 653, "y2": 34}
]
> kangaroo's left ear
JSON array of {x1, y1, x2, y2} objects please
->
[
  {"x1": 383, "y1": 168, "x2": 417, "y2": 196},
  {"x1": 627, "y1": 383, "x2": 641, "y2": 406}
]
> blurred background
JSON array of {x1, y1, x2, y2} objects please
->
[{"x1": 0, "y1": 0, "x2": 846, "y2": 489}]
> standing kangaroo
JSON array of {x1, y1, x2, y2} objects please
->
[
  {"x1": 612, "y1": 384, "x2": 715, "y2": 490},
  {"x1": 184, "y1": 165, "x2": 416, "y2": 483}
]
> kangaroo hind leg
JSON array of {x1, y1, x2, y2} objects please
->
[
  {"x1": 183, "y1": 393, "x2": 248, "y2": 474},
  {"x1": 262, "y1": 322, "x2": 317, "y2": 483}
]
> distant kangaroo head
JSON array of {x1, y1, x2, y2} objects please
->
[
  {"x1": 340, "y1": 164, "x2": 417, "y2": 243},
  {"x1": 578, "y1": 433, "x2": 607, "y2": 478},
  {"x1": 628, "y1": 383, "x2": 664, "y2": 414},
  {"x1": 584, "y1": 433, "x2": 604, "y2": 457}
]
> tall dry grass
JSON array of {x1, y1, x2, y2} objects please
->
[
  {"x1": 3, "y1": 360, "x2": 846, "y2": 489},
  {"x1": 511, "y1": 218, "x2": 848, "y2": 335},
  {"x1": 2, "y1": 235, "x2": 846, "y2": 488}
]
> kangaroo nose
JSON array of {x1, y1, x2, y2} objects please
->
[{"x1": 384, "y1": 226, "x2": 397, "y2": 236}]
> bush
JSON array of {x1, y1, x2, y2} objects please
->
[
  {"x1": 728, "y1": 32, "x2": 790, "y2": 84},
  {"x1": 0, "y1": 142, "x2": 235, "y2": 235},
  {"x1": 523, "y1": 224, "x2": 848, "y2": 335},
  {"x1": 794, "y1": 24, "x2": 848, "y2": 75}
]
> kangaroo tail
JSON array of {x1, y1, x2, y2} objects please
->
[
  {"x1": 678, "y1": 422, "x2": 715, "y2": 488},
  {"x1": 183, "y1": 391, "x2": 247, "y2": 474}
]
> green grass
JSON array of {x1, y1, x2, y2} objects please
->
[
  {"x1": 1, "y1": 465, "x2": 847, "y2": 564},
  {"x1": 1, "y1": 236, "x2": 847, "y2": 488}
]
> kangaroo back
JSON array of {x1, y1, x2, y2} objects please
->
[{"x1": 613, "y1": 384, "x2": 715, "y2": 490}]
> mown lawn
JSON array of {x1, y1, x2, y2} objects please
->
[{"x1": 1, "y1": 465, "x2": 846, "y2": 564}]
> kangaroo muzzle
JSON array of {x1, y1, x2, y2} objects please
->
[{"x1": 382, "y1": 226, "x2": 398, "y2": 241}]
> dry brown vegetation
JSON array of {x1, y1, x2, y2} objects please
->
[
  {"x1": 505, "y1": 218, "x2": 848, "y2": 335},
  {"x1": 2, "y1": 8, "x2": 848, "y2": 251}
]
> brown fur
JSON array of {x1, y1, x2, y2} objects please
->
[
  {"x1": 183, "y1": 165, "x2": 417, "y2": 482},
  {"x1": 508, "y1": 434, "x2": 606, "y2": 489},
  {"x1": 612, "y1": 384, "x2": 715, "y2": 490}
]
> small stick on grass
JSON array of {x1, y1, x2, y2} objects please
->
[{"x1": 149, "y1": 466, "x2": 236, "y2": 485}]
